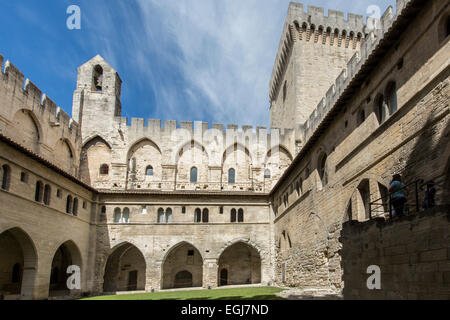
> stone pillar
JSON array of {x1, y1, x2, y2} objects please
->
[
  {"x1": 202, "y1": 258, "x2": 219, "y2": 289},
  {"x1": 31, "y1": 259, "x2": 51, "y2": 300}
]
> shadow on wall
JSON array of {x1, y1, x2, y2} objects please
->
[{"x1": 338, "y1": 102, "x2": 450, "y2": 299}]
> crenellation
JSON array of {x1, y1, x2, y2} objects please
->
[
  {"x1": 180, "y1": 121, "x2": 193, "y2": 131},
  {"x1": 3, "y1": 60, "x2": 25, "y2": 86},
  {"x1": 381, "y1": 6, "x2": 395, "y2": 33},
  {"x1": 42, "y1": 94, "x2": 58, "y2": 115},
  {"x1": 148, "y1": 119, "x2": 162, "y2": 131},
  {"x1": 23, "y1": 79, "x2": 42, "y2": 103}
]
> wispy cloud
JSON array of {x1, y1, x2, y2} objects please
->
[{"x1": 78, "y1": 0, "x2": 395, "y2": 128}]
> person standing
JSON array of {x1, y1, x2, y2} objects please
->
[{"x1": 389, "y1": 174, "x2": 408, "y2": 217}]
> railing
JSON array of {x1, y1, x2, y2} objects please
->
[{"x1": 369, "y1": 175, "x2": 448, "y2": 220}]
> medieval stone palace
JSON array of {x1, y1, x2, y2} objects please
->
[{"x1": 0, "y1": 0, "x2": 449, "y2": 300}]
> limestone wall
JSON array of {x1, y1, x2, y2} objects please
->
[
  {"x1": 271, "y1": 0, "x2": 450, "y2": 292},
  {"x1": 0, "y1": 55, "x2": 82, "y2": 177},
  {"x1": 340, "y1": 205, "x2": 450, "y2": 299}
]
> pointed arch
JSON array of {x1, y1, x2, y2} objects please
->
[
  {"x1": 102, "y1": 241, "x2": 146, "y2": 293},
  {"x1": 161, "y1": 241, "x2": 203, "y2": 289},
  {"x1": 0, "y1": 227, "x2": 38, "y2": 298}
]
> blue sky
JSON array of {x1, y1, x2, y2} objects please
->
[{"x1": 0, "y1": 0, "x2": 394, "y2": 128}]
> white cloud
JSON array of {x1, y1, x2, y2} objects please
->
[{"x1": 82, "y1": 0, "x2": 395, "y2": 128}]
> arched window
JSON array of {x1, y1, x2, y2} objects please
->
[
  {"x1": 157, "y1": 208, "x2": 165, "y2": 223},
  {"x1": 114, "y1": 208, "x2": 122, "y2": 223},
  {"x1": 295, "y1": 180, "x2": 300, "y2": 196},
  {"x1": 190, "y1": 167, "x2": 198, "y2": 183},
  {"x1": 358, "y1": 109, "x2": 365, "y2": 125},
  {"x1": 283, "y1": 81, "x2": 287, "y2": 103},
  {"x1": 228, "y1": 168, "x2": 235, "y2": 184},
  {"x1": 376, "y1": 94, "x2": 386, "y2": 124},
  {"x1": 1, "y1": 164, "x2": 11, "y2": 190},
  {"x1": 122, "y1": 208, "x2": 130, "y2": 223},
  {"x1": 202, "y1": 208, "x2": 209, "y2": 223},
  {"x1": 231, "y1": 209, "x2": 237, "y2": 223},
  {"x1": 238, "y1": 209, "x2": 244, "y2": 222},
  {"x1": 35, "y1": 181, "x2": 44, "y2": 202},
  {"x1": 264, "y1": 169, "x2": 271, "y2": 179},
  {"x1": 66, "y1": 195, "x2": 73, "y2": 214},
  {"x1": 386, "y1": 82, "x2": 397, "y2": 115},
  {"x1": 146, "y1": 166, "x2": 154, "y2": 176},
  {"x1": 194, "y1": 208, "x2": 202, "y2": 223},
  {"x1": 92, "y1": 65, "x2": 103, "y2": 92},
  {"x1": 318, "y1": 153, "x2": 328, "y2": 186},
  {"x1": 73, "y1": 198, "x2": 79, "y2": 216},
  {"x1": 43, "y1": 184, "x2": 51, "y2": 206},
  {"x1": 100, "y1": 164, "x2": 109, "y2": 175},
  {"x1": 165, "y1": 208, "x2": 172, "y2": 223}
]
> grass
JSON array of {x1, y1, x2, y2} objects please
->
[{"x1": 81, "y1": 286, "x2": 286, "y2": 300}]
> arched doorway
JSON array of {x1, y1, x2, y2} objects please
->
[
  {"x1": 162, "y1": 242, "x2": 203, "y2": 289},
  {"x1": 219, "y1": 268, "x2": 228, "y2": 286},
  {"x1": 103, "y1": 243, "x2": 146, "y2": 293},
  {"x1": 49, "y1": 241, "x2": 82, "y2": 297},
  {"x1": 0, "y1": 228, "x2": 37, "y2": 299},
  {"x1": 218, "y1": 242, "x2": 261, "y2": 286},
  {"x1": 174, "y1": 271, "x2": 193, "y2": 288}
]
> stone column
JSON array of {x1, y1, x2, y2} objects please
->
[{"x1": 202, "y1": 258, "x2": 219, "y2": 289}]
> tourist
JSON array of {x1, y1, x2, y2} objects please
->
[{"x1": 389, "y1": 174, "x2": 408, "y2": 217}]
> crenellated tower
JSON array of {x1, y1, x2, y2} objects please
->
[
  {"x1": 269, "y1": 3, "x2": 367, "y2": 131},
  {"x1": 72, "y1": 55, "x2": 122, "y2": 142}
]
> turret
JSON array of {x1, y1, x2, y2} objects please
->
[{"x1": 72, "y1": 55, "x2": 122, "y2": 142}]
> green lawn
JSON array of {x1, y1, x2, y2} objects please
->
[{"x1": 81, "y1": 286, "x2": 286, "y2": 300}]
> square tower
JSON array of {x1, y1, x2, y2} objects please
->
[
  {"x1": 72, "y1": 55, "x2": 122, "y2": 141},
  {"x1": 270, "y1": 3, "x2": 366, "y2": 130}
]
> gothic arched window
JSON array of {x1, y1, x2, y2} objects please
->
[
  {"x1": 43, "y1": 184, "x2": 51, "y2": 206},
  {"x1": 231, "y1": 209, "x2": 237, "y2": 223},
  {"x1": 35, "y1": 181, "x2": 44, "y2": 202},
  {"x1": 318, "y1": 153, "x2": 328, "y2": 186},
  {"x1": 114, "y1": 208, "x2": 122, "y2": 223},
  {"x1": 228, "y1": 168, "x2": 235, "y2": 184},
  {"x1": 157, "y1": 208, "x2": 165, "y2": 223},
  {"x1": 122, "y1": 208, "x2": 130, "y2": 223},
  {"x1": 202, "y1": 208, "x2": 209, "y2": 223},
  {"x1": 92, "y1": 65, "x2": 104, "y2": 92},
  {"x1": 238, "y1": 209, "x2": 244, "y2": 223},
  {"x1": 66, "y1": 195, "x2": 73, "y2": 214},
  {"x1": 190, "y1": 167, "x2": 198, "y2": 183},
  {"x1": 386, "y1": 82, "x2": 398, "y2": 115},
  {"x1": 1, "y1": 164, "x2": 11, "y2": 191},
  {"x1": 165, "y1": 208, "x2": 172, "y2": 223},
  {"x1": 146, "y1": 166, "x2": 154, "y2": 176},
  {"x1": 194, "y1": 208, "x2": 201, "y2": 223},
  {"x1": 73, "y1": 198, "x2": 79, "y2": 216}
]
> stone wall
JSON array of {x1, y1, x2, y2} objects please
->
[
  {"x1": 271, "y1": 0, "x2": 450, "y2": 293},
  {"x1": 340, "y1": 205, "x2": 450, "y2": 299}
]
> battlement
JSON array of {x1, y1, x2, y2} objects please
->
[
  {"x1": 0, "y1": 55, "x2": 80, "y2": 134},
  {"x1": 115, "y1": 116, "x2": 292, "y2": 144},
  {"x1": 269, "y1": 2, "x2": 369, "y2": 102},
  {"x1": 0, "y1": 54, "x2": 82, "y2": 176},
  {"x1": 296, "y1": 4, "x2": 397, "y2": 144}
]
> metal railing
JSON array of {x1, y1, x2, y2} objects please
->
[{"x1": 369, "y1": 175, "x2": 448, "y2": 220}]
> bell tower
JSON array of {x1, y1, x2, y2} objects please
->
[{"x1": 72, "y1": 55, "x2": 122, "y2": 142}]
